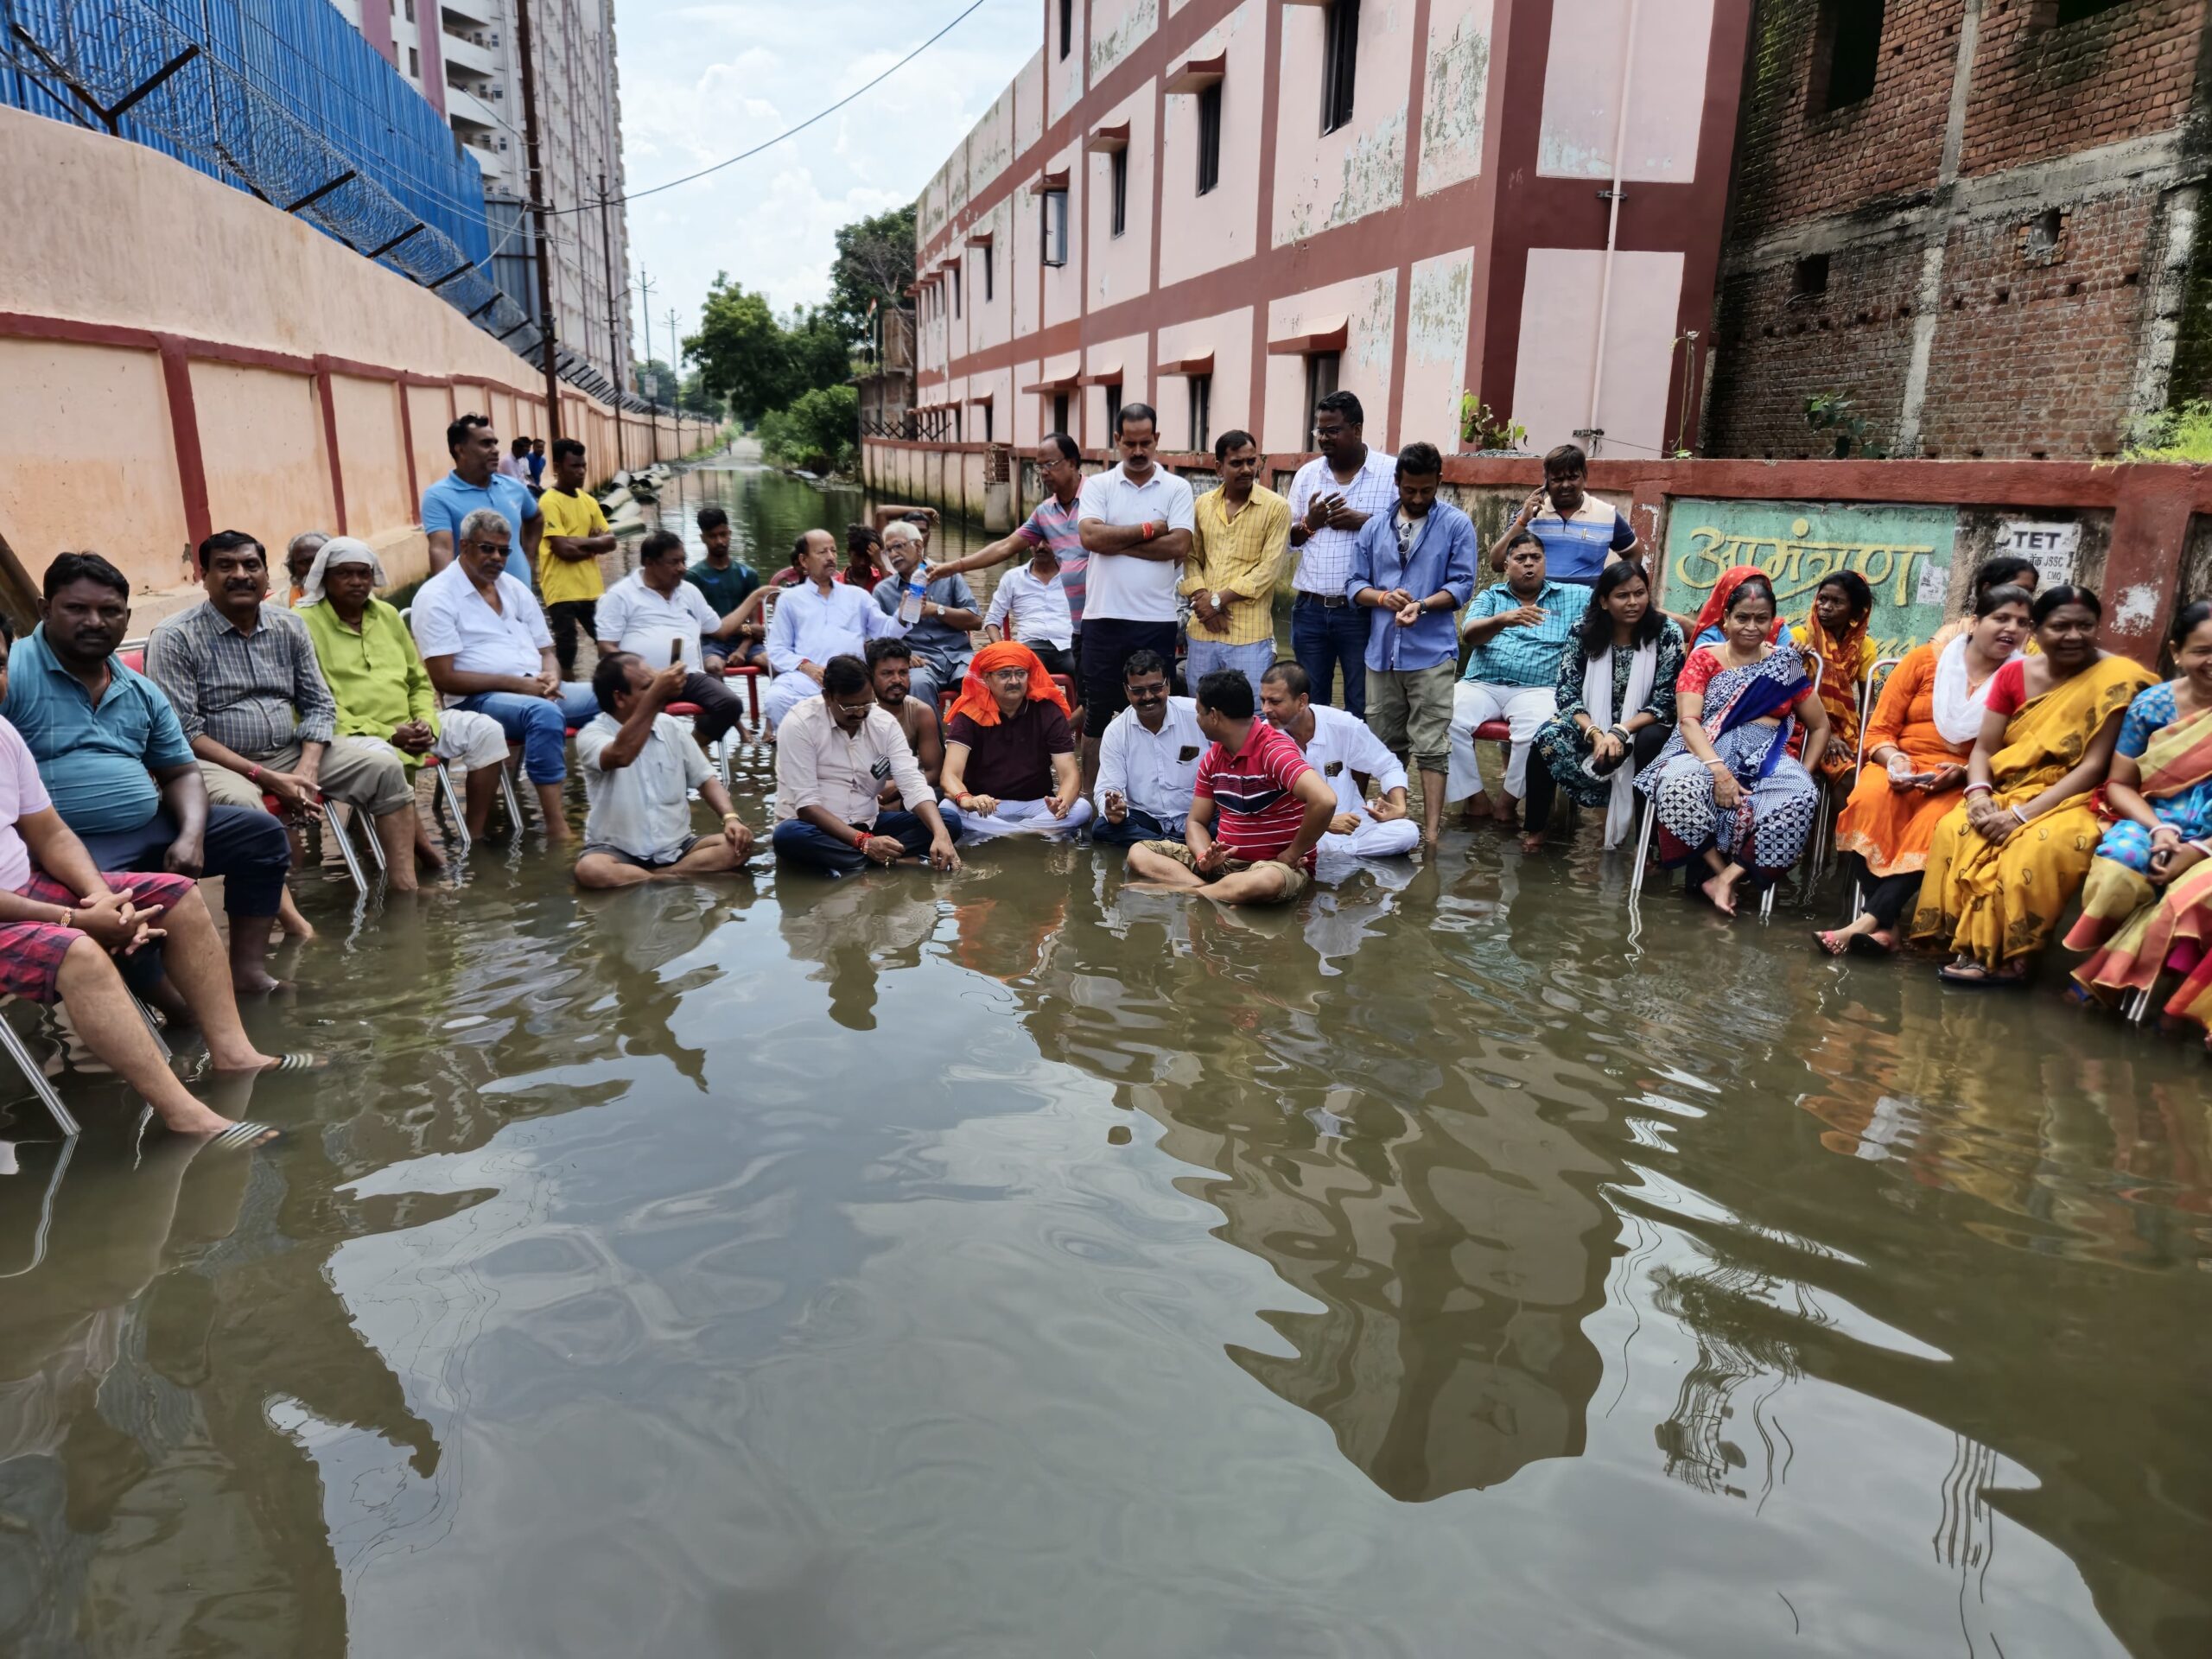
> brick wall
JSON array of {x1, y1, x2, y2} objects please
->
[
  {"x1": 1918, "y1": 189, "x2": 2163, "y2": 457},
  {"x1": 1961, "y1": 0, "x2": 2209, "y2": 175}
]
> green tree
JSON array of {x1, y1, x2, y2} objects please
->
[
  {"x1": 758, "y1": 384, "x2": 859, "y2": 475},
  {"x1": 827, "y1": 204, "x2": 918, "y2": 347},
  {"x1": 684, "y1": 273, "x2": 852, "y2": 424}
]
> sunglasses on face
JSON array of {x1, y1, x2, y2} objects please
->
[{"x1": 1126, "y1": 683, "x2": 1167, "y2": 702}]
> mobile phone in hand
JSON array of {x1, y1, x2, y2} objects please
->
[{"x1": 669, "y1": 639, "x2": 684, "y2": 665}]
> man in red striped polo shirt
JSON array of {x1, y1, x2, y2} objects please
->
[{"x1": 1124, "y1": 668, "x2": 1336, "y2": 904}]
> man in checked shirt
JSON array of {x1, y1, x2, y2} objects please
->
[{"x1": 147, "y1": 531, "x2": 426, "y2": 895}]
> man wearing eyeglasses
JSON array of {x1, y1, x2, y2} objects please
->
[
  {"x1": 771, "y1": 654, "x2": 963, "y2": 877},
  {"x1": 413, "y1": 508, "x2": 601, "y2": 841},
  {"x1": 1090, "y1": 648, "x2": 1204, "y2": 847}
]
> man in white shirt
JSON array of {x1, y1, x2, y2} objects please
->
[
  {"x1": 771, "y1": 655, "x2": 963, "y2": 876},
  {"x1": 1075, "y1": 403, "x2": 1194, "y2": 788},
  {"x1": 1091, "y1": 649, "x2": 1205, "y2": 847},
  {"x1": 412, "y1": 507, "x2": 600, "y2": 839},
  {"x1": 1261, "y1": 660, "x2": 1420, "y2": 860},
  {"x1": 573, "y1": 653, "x2": 757, "y2": 888},
  {"x1": 1285, "y1": 390, "x2": 1398, "y2": 717},
  {"x1": 762, "y1": 530, "x2": 913, "y2": 732},
  {"x1": 594, "y1": 529, "x2": 753, "y2": 747},
  {"x1": 982, "y1": 542, "x2": 1077, "y2": 680}
]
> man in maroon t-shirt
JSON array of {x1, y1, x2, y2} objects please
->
[{"x1": 1125, "y1": 667, "x2": 1335, "y2": 904}]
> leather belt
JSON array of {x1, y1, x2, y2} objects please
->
[{"x1": 1294, "y1": 590, "x2": 1349, "y2": 608}]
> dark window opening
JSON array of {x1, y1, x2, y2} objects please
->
[
  {"x1": 1105, "y1": 383, "x2": 1123, "y2": 434},
  {"x1": 2024, "y1": 207, "x2": 2063, "y2": 259},
  {"x1": 1059, "y1": 0, "x2": 1073, "y2": 60},
  {"x1": 1196, "y1": 81, "x2": 1223, "y2": 195},
  {"x1": 1189, "y1": 374, "x2": 1212, "y2": 454},
  {"x1": 408, "y1": 45, "x2": 419, "y2": 77},
  {"x1": 1304, "y1": 353, "x2": 1341, "y2": 440},
  {"x1": 1792, "y1": 253, "x2": 1830, "y2": 299},
  {"x1": 950, "y1": 268, "x2": 961, "y2": 319},
  {"x1": 1109, "y1": 148, "x2": 1128, "y2": 238},
  {"x1": 1052, "y1": 392, "x2": 1071, "y2": 437},
  {"x1": 982, "y1": 244, "x2": 994, "y2": 301},
  {"x1": 1041, "y1": 189, "x2": 1069, "y2": 267},
  {"x1": 982, "y1": 403, "x2": 994, "y2": 445},
  {"x1": 1322, "y1": 0, "x2": 1359, "y2": 135},
  {"x1": 1808, "y1": 0, "x2": 1884, "y2": 114},
  {"x1": 2050, "y1": 0, "x2": 2126, "y2": 24}
]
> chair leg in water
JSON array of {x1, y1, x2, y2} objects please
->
[{"x1": 0, "y1": 1004, "x2": 79, "y2": 1137}]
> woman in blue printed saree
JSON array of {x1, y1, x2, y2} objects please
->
[{"x1": 1637, "y1": 570, "x2": 1830, "y2": 916}]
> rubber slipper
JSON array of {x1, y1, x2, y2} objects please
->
[
  {"x1": 1846, "y1": 932, "x2": 1896, "y2": 958},
  {"x1": 1937, "y1": 963, "x2": 2024, "y2": 988},
  {"x1": 207, "y1": 1121, "x2": 283, "y2": 1150}
]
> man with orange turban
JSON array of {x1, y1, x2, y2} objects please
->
[{"x1": 940, "y1": 642, "x2": 1094, "y2": 841}]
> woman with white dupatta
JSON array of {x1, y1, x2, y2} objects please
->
[
  {"x1": 1523, "y1": 562, "x2": 1685, "y2": 852},
  {"x1": 1815, "y1": 583, "x2": 2033, "y2": 957}
]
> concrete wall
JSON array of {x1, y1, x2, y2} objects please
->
[{"x1": 0, "y1": 107, "x2": 713, "y2": 627}]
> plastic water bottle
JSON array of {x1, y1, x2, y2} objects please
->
[{"x1": 899, "y1": 565, "x2": 927, "y2": 625}]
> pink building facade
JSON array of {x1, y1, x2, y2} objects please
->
[{"x1": 905, "y1": 0, "x2": 1752, "y2": 474}]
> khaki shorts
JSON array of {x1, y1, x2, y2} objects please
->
[
  {"x1": 1135, "y1": 839, "x2": 1311, "y2": 902},
  {"x1": 200, "y1": 735, "x2": 413, "y2": 817},
  {"x1": 1365, "y1": 663, "x2": 1458, "y2": 773}
]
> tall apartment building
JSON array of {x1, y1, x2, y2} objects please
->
[
  {"x1": 909, "y1": 1, "x2": 1753, "y2": 461},
  {"x1": 328, "y1": 0, "x2": 632, "y2": 394},
  {"x1": 1705, "y1": 0, "x2": 2212, "y2": 461}
]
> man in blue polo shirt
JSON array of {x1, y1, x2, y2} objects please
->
[
  {"x1": 2, "y1": 553, "x2": 296, "y2": 994},
  {"x1": 423, "y1": 412, "x2": 543, "y2": 582}
]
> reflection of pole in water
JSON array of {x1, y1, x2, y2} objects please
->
[{"x1": 1650, "y1": 1263, "x2": 1807, "y2": 1502}]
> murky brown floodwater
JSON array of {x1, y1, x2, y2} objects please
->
[{"x1": 2, "y1": 454, "x2": 2208, "y2": 1658}]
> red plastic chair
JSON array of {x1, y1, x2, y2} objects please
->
[{"x1": 719, "y1": 663, "x2": 764, "y2": 726}]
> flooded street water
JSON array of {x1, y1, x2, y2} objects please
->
[{"x1": 3, "y1": 454, "x2": 2209, "y2": 1658}]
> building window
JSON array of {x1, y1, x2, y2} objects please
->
[
  {"x1": 1322, "y1": 0, "x2": 1360, "y2": 135},
  {"x1": 950, "y1": 268, "x2": 961, "y2": 318},
  {"x1": 1059, "y1": 0, "x2": 1073, "y2": 60},
  {"x1": 1304, "y1": 353, "x2": 1340, "y2": 440},
  {"x1": 982, "y1": 244, "x2": 994, "y2": 302},
  {"x1": 408, "y1": 45, "x2": 419, "y2": 77},
  {"x1": 1791, "y1": 253, "x2": 1829, "y2": 299},
  {"x1": 982, "y1": 404, "x2": 994, "y2": 445},
  {"x1": 1196, "y1": 81, "x2": 1223, "y2": 196},
  {"x1": 1042, "y1": 188, "x2": 1069, "y2": 267},
  {"x1": 1189, "y1": 374, "x2": 1211, "y2": 454},
  {"x1": 1109, "y1": 149, "x2": 1128, "y2": 238},
  {"x1": 1052, "y1": 392, "x2": 1071, "y2": 436},
  {"x1": 2047, "y1": 0, "x2": 2126, "y2": 22},
  {"x1": 1808, "y1": 0, "x2": 1883, "y2": 114},
  {"x1": 404, "y1": 0, "x2": 414, "y2": 19},
  {"x1": 1105, "y1": 383, "x2": 1123, "y2": 434},
  {"x1": 2024, "y1": 207, "x2": 2063, "y2": 260}
]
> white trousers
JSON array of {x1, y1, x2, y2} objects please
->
[
  {"x1": 1319, "y1": 815, "x2": 1421, "y2": 859},
  {"x1": 1447, "y1": 681, "x2": 1556, "y2": 801},
  {"x1": 763, "y1": 672, "x2": 817, "y2": 733},
  {"x1": 959, "y1": 797, "x2": 1096, "y2": 842},
  {"x1": 431, "y1": 709, "x2": 512, "y2": 769}
]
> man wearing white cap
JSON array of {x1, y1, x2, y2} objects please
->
[{"x1": 296, "y1": 537, "x2": 512, "y2": 862}]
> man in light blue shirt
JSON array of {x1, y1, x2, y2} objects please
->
[
  {"x1": 1448, "y1": 531, "x2": 1590, "y2": 829},
  {"x1": 423, "y1": 412, "x2": 542, "y2": 582},
  {"x1": 763, "y1": 529, "x2": 912, "y2": 732},
  {"x1": 1344, "y1": 442, "x2": 1478, "y2": 846},
  {"x1": 871, "y1": 522, "x2": 980, "y2": 706}
]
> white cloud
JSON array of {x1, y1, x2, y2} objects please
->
[{"x1": 616, "y1": 0, "x2": 1036, "y2": 347}]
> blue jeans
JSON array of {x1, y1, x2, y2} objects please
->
[
  {"x1": 1184, "y1": 639, "x2": 1276, "y2": 702},
  {"x1": 771, "y1": 806, "x2": 962, "y2": 877},
  {"x1": 458, "y1": 684, "x2": 600, "y2": 783},
  {"x1": 1089, "y1": 807, "x2": 1177, "y2": 847},
  {"x1": 73, "y1": 805, "x2": 291, "y2": 919},
  {"x1": 1291, "y1": 595, "x2": 1367, "y2": 716}
]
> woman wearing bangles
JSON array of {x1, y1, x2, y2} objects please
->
[
  {"x1": 1815, "y1": 583, "x2": 2031, "y2": 956},
  {"x1": 1636, "y1": 573, "x2": 1829, "y2": 916},
  {"x1": 1523, "y1": 561, "x2": 1684, "y2": 851},
  {"x1": 2065, "y1": 601, "x2": 2212, "y2": 1033},
  {"x1": 1910, "y1": 586, "x2": 2155, "y2": 987}
]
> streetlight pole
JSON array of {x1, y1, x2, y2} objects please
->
[
  {"x1": 598, "y1": 172, "x2": 626, "y2": 475},
  {"x1": 513, "y1": 0, "x2": 562, "y2": 442},
  {"x1": 638, "y1": 269, "x2": 657, "y2": 462},
  {"x1": 666, "y1": 306, "x2": 682, "y2": 447}
]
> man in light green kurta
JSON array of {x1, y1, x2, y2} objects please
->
[{"x1": 295, "y1": 537, "x2": 512, "y2": 852}]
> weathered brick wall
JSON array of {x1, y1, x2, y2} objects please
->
[
  {"x1": 1918, "y1": 190, "x2": 2163, "y2": 457},
  {"x1": 1704, "y1": 238, "x2": 1924, "y2": 458},
  {"x1": 1961, "y1": 0, "x2": 2209, "y2": 175}
]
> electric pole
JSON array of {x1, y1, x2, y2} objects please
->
[
  {"x1": 513, "y1": 0, "x2": 563, "y2": 442},
  {"x1": 666, "y1": 307, "x2": 682, "y2": 427},
  {"x1": 638, "y1": 270, "x2": 657, "y2": 461},
  {"x1": 597, "y1": 172, "x2": 625, "y2": 474}
]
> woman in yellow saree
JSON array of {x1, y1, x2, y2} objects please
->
[
  {"x1": 1910, "y1": 587, "x2": 2156, "y2": 987},
  {"x1": 2066, "y1": 602, "x2": 2212, "y2": 1031}
]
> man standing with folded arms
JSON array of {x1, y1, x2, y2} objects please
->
[{"x1": 1076, "y1": 403, "x2": 1193, "y2": 791}]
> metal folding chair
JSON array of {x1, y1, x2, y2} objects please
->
[
  {"x1": 1845, "y1": 657, "x2": 1905, "y2": 918},
  {"x1": 0, "y1": 1000, "x2": 80, "y2": 1136}
]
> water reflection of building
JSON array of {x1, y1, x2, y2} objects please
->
[{"x1": 994, "y1": 874, "x2": 1623, "y2": 1501}]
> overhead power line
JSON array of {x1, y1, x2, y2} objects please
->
[{"x1": 549, "y1": 0, "x2": 991, "y2": 214}]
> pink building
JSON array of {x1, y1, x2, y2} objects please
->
[{"x1": 901, "y1": 0, "x2": 1752, "y2": 485}]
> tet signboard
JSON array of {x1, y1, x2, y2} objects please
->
[
  {"x1": 1995, "y1": 520, "x2": 2082, "y2": 592},
  {"x1": 1662, "y1": 500, "x2": 1958, "y2": 658}
]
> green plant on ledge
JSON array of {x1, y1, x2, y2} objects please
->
[
  {"x1": 1459, "y1": 394, "x2": 1528, "y2": 453},
  {"x1": 1805, "y1": 391, "x2": 1889, "y2": 459},
  {"x1": 2125, "y1": 401, "x2": 2212, "y2": 463}
]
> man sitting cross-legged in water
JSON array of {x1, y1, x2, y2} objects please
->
[
  {"x1": 572, "y1": 652, "x2": 758, "y2": 889},
  {"x1": 940, "y1": 642, "x2": 1096, "y2": 842},
  {"x1": 1124, "y1": 668, "x2": 1337, "y2": 905},
  {"x1": 0, "y1": 632, "x2": 300, "y2": 1140}
]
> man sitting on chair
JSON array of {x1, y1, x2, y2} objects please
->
[
  {"x1": 594, "y1": 528, "x2": 755, "y2": 749},
  {"x1": 762, "y1": 530, "x2": 913, "y2": 732},
  {"x1": 0, "y1": 625, "x2": 296, "y2": 1138},
  {"x1": 1261, "y1": 660, "x2": 1421, "y2": 860},
  {"x1": 573, "y1": 653, "x2": 757, "y2": 888},
  {"x1": 940, "y1": 642, "x2": 1094, "y2": 842}
]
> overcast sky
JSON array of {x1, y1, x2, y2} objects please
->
[{"x1": 617, "y1": 0, "x2": 1036, "y2": 362}]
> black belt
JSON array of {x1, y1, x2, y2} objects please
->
[{"x1": 1294, "y1": 590, "x2": 1349, "y2": 608}]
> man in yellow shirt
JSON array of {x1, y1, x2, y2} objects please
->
[
  {"x1": 537, "y1": 437, "x2": 617, "y2": 677},
  {"x1": 1181, "y1": 430, "x2": 1291, "y2": 700}
]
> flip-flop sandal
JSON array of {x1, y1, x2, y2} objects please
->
[
  {"x1": 189, "y1": 1051, "x2": 327, "y2": 1083},
  {"x1": 1938, "y1": 963, "x2": 2025, "y2": 988},
  {"x1": 207, "y1": 1121, "x2": 283, "y2": 1150},
  {"x1": 1846, "y1": 932, "x2": 1896, "y2": 958}
]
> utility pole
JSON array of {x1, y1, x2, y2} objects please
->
[
  {"x1": 513, "y1": 0, "x2": 563, "y2": 442},
  {"x1": 638, "y1": 269, "x2": 658, "y2": 461},
  {"x1": 597, "y1": 172, "x2": 625, "y2": 474},
  {"x1": 666, "y1": 306, "x2": 682, "y2": 432}
]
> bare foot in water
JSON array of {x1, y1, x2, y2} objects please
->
[
  {"x1": 1517, "y1": 830, "x2": 1546, "y2": 854},
  {"x1": 414, "y1": 830, "x2": 448, "y2": 873},
  {"x1": 1701, "y1": 869, "x2": 1742, "y2": 916},
  {"x1": 277, "y1": 890, "x2": 315, "y2": 941}
]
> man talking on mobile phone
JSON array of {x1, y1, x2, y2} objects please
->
[{"x1": 1488, "y1": 442, "x2": 1641, "y2": 587}]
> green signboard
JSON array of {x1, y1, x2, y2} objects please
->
[{"x1": 1662, "y1": 500, "x2": 1959, "y2": 661}]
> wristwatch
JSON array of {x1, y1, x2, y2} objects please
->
[{"x1": 1210, "y1": 591, "x2": 1224, "y2": 611}]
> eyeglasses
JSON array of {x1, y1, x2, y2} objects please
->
[
  {"x1": 832, "y1": 698, "x2": 876, "y2": 716},
  {"x1": 1126, "y1": 684, "x2": 1167, "y2": 702}
]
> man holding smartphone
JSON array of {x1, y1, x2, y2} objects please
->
[
  {"x1": 1489, "y1": 442, "x2": 1640, "y2": 586},
  {"x1": 594, "y1": 530, "x2": 753, "y2": 750},
  {"x1": 1287, "y1": 391, "x2": 1399, "y2": 718}
]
